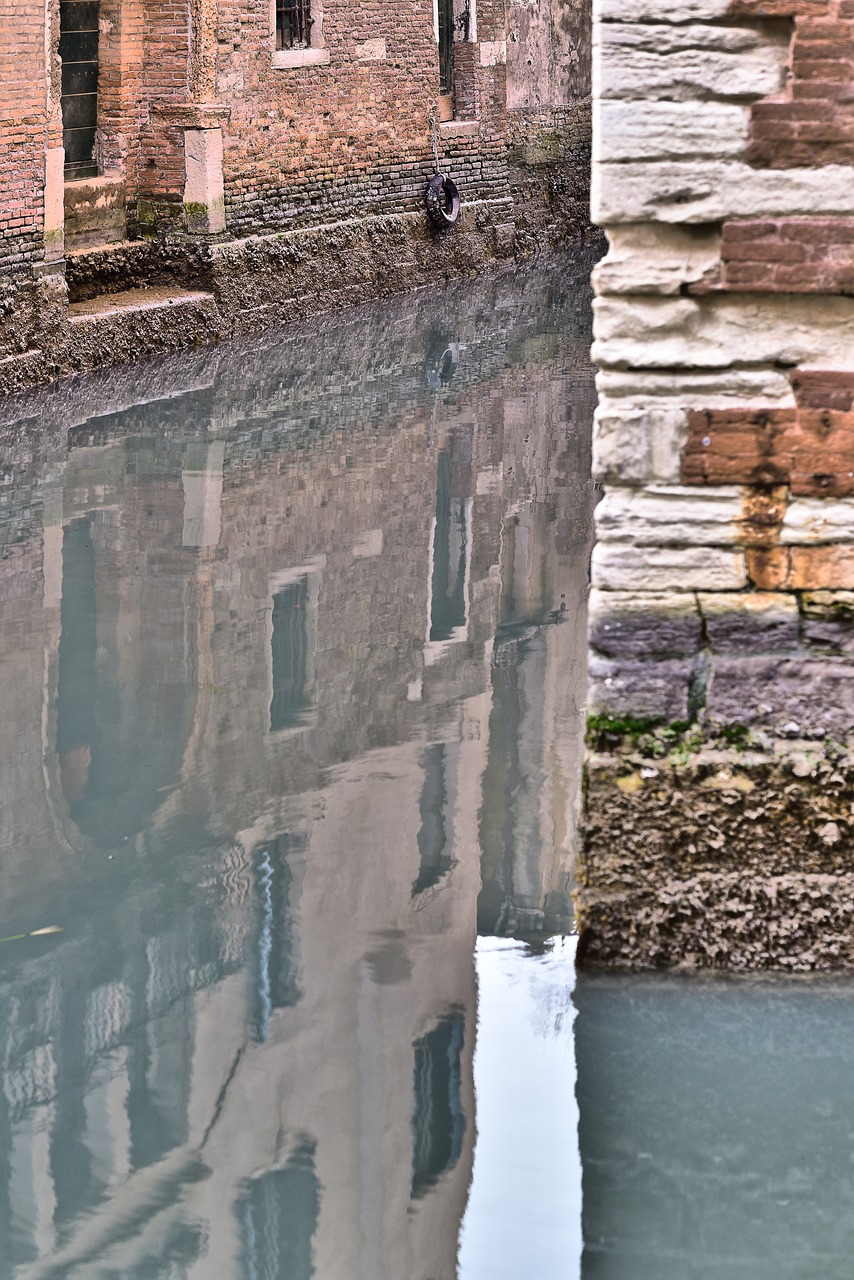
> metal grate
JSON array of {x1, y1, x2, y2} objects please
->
[
  {"x1": 60, "y1": 0, "x2": 100, "y2": 177},
  {"x1": 437, "y1": 0, "x2": 454, "y2": 95},
  {"x1": 275, "y1": 0, "x2": 312, "y2": 49}
]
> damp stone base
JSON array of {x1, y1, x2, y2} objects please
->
[
  {"x1": 0, "y1": 188, "x2": 595, "y2": 397},
  {"x1": 577, "y1": 734, "x2": 854, "y2": 972}
]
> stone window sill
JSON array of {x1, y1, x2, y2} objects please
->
[
  {"x1": 272, "y1": 47, "x2": 330, "y2": 68},
  {"x1": 439, "y1": 120, "x2": 479, "y2": 138}
]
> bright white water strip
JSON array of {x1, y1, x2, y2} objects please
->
[{"x1": 458, "y1": 935, "x2": 582, "y2": 1280}]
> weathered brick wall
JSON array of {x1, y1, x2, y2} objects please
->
[
  {"x1": 214, "y1": 0, "x2": 513, "y2": 232},
  {"x1": 97, "y1": 0, "x2": 147, "y2": 191},
  {"x1": 0, "y1": 0, "x2": 593, "y2": 390},
  {"x1": 0, "y1": 1, "x2": 48, "y2": 274},
  {"x1": 582, "y1": 0, "x2": 854, "y2": 970},
  {"x1": 0, "y1": 0, "x2": 57, "y2": 358}
]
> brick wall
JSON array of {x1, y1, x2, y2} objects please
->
[
  {"x1": 0, "y1": 0, "x2": 52, "y2": 357},
  {"x1": 746, "y1": 2, "x2": 854, "y2": 169},
  {"x1": 0, "y1": 0, "x2": 592, "y2": 387},
  {"x1": 214, "y1": 0, "x2": 512, "y2": 232}
]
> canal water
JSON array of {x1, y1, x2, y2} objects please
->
[{"x1": 1, "y1": 249, "x2": 852, "y2": 1278}]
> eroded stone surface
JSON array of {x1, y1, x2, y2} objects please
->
[
  {"x1": 592, "y1": 542, "x2": 747, "y2": 591},
  {"x1": 578, "y1": 743, "x2": 854, "y2": 970}
]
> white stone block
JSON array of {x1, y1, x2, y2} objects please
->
[
  {"x1": 184, "y1": 127, "x2": 226, "y2": 234},
  {"x1": 595, "y1": 0, "x2": 730, "y2": 21},
  {"x1": 698, "y1": 591, "x2": 800, "y2": 619},
  {"x1": 595, "y1": 100, "x2": 749, "y2": 165},
  {"x1": 598, "y1": 20, "x2": 784, "y2": 57},
  {"x1": 591, "y1": 542, "x2": 747, "y2": 591},
  {"x1": 593, "y1": 159, "x2": 854, "y2": 225},
  {"x1": 592, "y1": 294, "x2": 854, "y2": 373},
  {"x1": 595, "y1": 368, "x2": 796, "y2": 405},
  {"x1": 593, "y1": 403, "x2": 690, "y2": 484},
  {"x1": 595, "y1": 484, "x2": 744, "y2": 545},
  {"x1": 782, "y1": 500, "x2": 854, "y2": 545},
  {"x1": 592, "y1": 222, "x2": 722, "y2": 296},
  {"x1": 596, "y1": 24, "x2": 788, "y2": 103},
  {"x1": 44, "y1": 146, "x2": 65, "y2": 263},
  {"x1": 589, "y1": 586, "x2": 702, "y2": 618},
  {"x1": 479, "y1": 40, "x2": 506, "y2": 65},
  {"x1": 355, "y1": 37, "x2": 387, "y2": 60}
]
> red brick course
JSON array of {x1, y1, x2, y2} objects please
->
[
  {"x1": 737, "y1": 0, "x2": 854, "y2": 169},
  {"x1": 789, "y1": 369, "x2": 854, "y2": 408},
  {"x1": 683, "y1": 405, "x2": 854, "y2": 496},
  {"x1": 728, "y1": 0, "x2": 830, "y2": 14},
  {"x1": 718, "y1": 218, "x2": 854, "y2": 292}
]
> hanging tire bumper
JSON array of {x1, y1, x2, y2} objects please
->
[{"x1": 425, "y1": 173, "x2": 461, "y2": 228}]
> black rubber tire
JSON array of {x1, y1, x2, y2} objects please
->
[{"x1": 425, "y1": 173, "x2": 461, "y2": 228}]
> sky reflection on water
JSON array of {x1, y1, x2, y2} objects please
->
[{"x1": 460, "y1": 936, "x2": 581, "y2": 1280}]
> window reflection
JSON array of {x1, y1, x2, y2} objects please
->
[
  {"x1": 56, "y1": 517, "x2": 97, "y2": 806},
  {"x1": 253, "y1": 836, "x2": 303, "y2": 1042},
  {"x1": 412, "y1": 743, "x2": 453, "y2": 897},
  {"x1": 429, "y1": 448, "x2": 471, "y2": 644},
  {"x1": 270, "y1": 578, "x2": 311, "y2": 731},
  {"x1": 411, "y1": 1013, "x2": 465, "y2": 1198},
  {"x1": 240, "y1": 1140, "x2": 320, "y2": 1280}
]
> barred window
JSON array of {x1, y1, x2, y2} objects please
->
[{"x1": 276, "y1": 0, "x2": 312, "y2": 49}]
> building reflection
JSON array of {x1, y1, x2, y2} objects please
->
[{"x1": 0, "y1": 255, "x2": 595, "y2": 1278}]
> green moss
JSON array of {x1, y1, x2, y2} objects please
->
[
  {"x1": 588, "y1": 712, "x2": 771, "y2": 763},
  {"x1": 717, "y1": 722, "x2": 750, "y2": 747},
  {"x1": 586, "y1": 713, "x2": 661, "y2": 750}
]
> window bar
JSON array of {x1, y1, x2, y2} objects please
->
[{"x1": 276, "y1": 0, "x2": 312, "y2": 49}]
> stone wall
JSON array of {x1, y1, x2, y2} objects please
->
[{"x1": 579, "y1": 0, "x2": 854, "y2": 970}]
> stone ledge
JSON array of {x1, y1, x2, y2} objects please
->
[
  {"x1": 578, "y1": 740, "x2": 854, "y2": 970},
  {"x1": 69, "y1": 286, "x2": 216, "y2": 321},
  {"x1": 439, "y1": 120, "x2": 480, "y2": 138},
  {"x1": 271, "y1": 47, "x2": 330, "y2": 69},
  {"x1": 591, "y1": 542, "x2": 747, "y2": 591}
]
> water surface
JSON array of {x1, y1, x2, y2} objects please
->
[
  {"x1": 0, "y1": 255, "x2": 595, "y2": 1278},
  {"x1": 3, "y1": 250, "x2": 852, "y2": 1280}
]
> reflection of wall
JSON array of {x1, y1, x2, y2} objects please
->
[
  {"x1": 0, "y1": 256, "x2": 596, "y2": 1275},
  {"x1": 478, "y1": 376, "x2": 593, "y2": 938}
]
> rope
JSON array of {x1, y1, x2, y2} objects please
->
[{"x1": 429, "y1": 108, "x2": 441, "y2": 175}]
